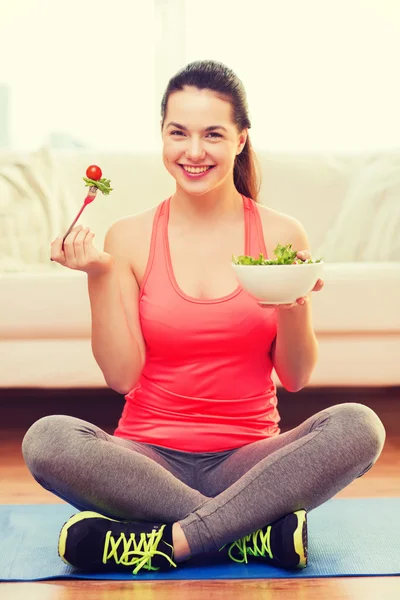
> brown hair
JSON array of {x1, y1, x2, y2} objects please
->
[{"x1": 160, "y1": 60, "x2": 262, "y2": 202}]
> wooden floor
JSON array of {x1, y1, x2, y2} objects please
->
[{"x1": 1, "y1": 387, "x2": 399, "y2": 599}]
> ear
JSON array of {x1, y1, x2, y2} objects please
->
[{"x1": 236, "y1": 129, "x2": 248, "y2": 155}]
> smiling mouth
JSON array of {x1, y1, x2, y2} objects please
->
[{"x1": 178, "y1": 164, "x2": 216, "y2": 173}]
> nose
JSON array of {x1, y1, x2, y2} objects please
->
[{"x1": 185, "y1": 136, "x2": 206, "y2": 161}]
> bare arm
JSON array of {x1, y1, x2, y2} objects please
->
[
  {"x1": 270, "y1": 218, "x2": 319, "y2": 392},
  {"x1": 88, "y1": 221, "x2": 146, "y2": 394}
]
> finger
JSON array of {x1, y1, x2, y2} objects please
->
[
  {"x1": 259, "y1": 302, "x2": 295, "y2": 309},
  {"x1": 63, "y1": 225, "x2": 84, "y2": 264},
  {"x1": 50, "y1": 235, "x2": 66, "y2": 263},
  {"x1": 297, "y1": 250, "x2": 311, "y2": 261},
  {"x1": 74, "y1": 227, "x2": 92, "y2": 265},
  {"x1": 83, "y1": 230, "x2": 95, "y2": 260},
  {"x1": 312, "y1": 279, "x2": 325, "y2": 292},
  {"x1": 280, "y1": 302, "x2": 299, "y2": 309}
]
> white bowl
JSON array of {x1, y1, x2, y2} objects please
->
[{"x1": 232, "y1": 261, "x2": 324, "y2": 304}]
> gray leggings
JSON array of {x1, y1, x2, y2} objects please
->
[{"x1": 22, "y1": 402, "x2": 385, "y2": 556}]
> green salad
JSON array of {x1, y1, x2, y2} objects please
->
[
  {"x1": 83, "y1": 177, "x2": 113, "y2": 195},
  {"x1": 232, "y1": 243, "x2": 322, "y2": 265}
]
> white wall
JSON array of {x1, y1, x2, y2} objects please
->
[
  {"x1": 183, "y1": 0, "x2": 400, "y2": 153},
  {"x1": 0, "y1": 0, "x2": 156, "y2": 151},
  {"x1": 0, "y1": 0, "x2": 399, "y2": 153}
]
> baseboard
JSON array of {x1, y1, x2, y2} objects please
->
[{"x1": 1, "y1": 386, "x2": 398, "y2": 436}]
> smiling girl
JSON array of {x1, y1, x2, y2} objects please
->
[{"x1": 22, "y1": 60, "x2": 385, "y2": 576}]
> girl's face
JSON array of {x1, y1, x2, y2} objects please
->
[{"x1": 161, "y1": 86, "x2": 247, "y2": 196}]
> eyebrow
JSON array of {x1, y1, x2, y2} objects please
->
[{"x1": 166, "y1": 121, "x2": 227, "y2": 132}]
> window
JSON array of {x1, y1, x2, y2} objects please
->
[
  {"x1": 2, "y1": 0, "x2": 399, "y2": 152},
  {"x1": 183, "y1": 0, "x2": 400, "y2": 152},
  {"x1": 0, "y1": 0, "x2": 157, "y2": 150}
]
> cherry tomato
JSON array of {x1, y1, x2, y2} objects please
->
[{"x1": 86, "y1": 165, "x2": 102, "y2": 181}]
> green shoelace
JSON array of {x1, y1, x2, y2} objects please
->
[
  {"x1": 222, "y1": 526, "x2": 273, "y2": 564},
  {"x1": 102, "y1": 525, "x2": 177, "y2": 575}
]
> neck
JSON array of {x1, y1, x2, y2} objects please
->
[{"x1": 170, "y1": 184, "x2": 243, "y2": 225}]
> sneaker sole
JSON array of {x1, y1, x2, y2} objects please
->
[
  {"x1": 293, "y1": 509, "x2": 308, "y2": 568},
  {"x1": 58, "y1": 510, "x2": 121, "y2": 567}
]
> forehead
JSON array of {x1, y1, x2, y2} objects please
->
[{"x1": 166, "y1": 86, "x2": 234, "y2": 127}]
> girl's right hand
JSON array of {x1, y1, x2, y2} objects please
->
[{"x1": 50, "y1": 225, "x2": 114, "y2": 276}]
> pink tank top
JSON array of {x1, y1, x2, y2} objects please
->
[{"x1": 114, "y1": 194, "x2": 280, "y2": 452}]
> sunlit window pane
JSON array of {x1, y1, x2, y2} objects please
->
[
  {"x1": 0, "y1": 0, "x2": 156, "y2": 150},
  {"x1": 2, "y1": 1, "x2": 399, "y2": 153},
  {"x1": 184, "y1": 0, "x2": 400, "y2": 152}
]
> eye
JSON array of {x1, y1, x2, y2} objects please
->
[{"x1": 170, "y1": 130, "x2": 222, "y2": 138}]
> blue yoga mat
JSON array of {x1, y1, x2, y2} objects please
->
[{"x1": 0, "y1": 497, "x2": 399, "y2": 581}]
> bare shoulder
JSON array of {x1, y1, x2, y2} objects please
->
[
  {"x1": 104, "y1": 205, "x2": 159, "y2": 282},
  {"x1": 106, "y1": 205, "x2": 158, "y2": 245},
  {"x1": 256, "y1": 203, "x2": 310, "y2": 255}
]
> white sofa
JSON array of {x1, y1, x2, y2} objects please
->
[{"x1": 1, "y1": 149, "x2": 399, "y2": 389}]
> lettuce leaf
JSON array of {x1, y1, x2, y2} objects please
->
[
  {"x1": 83, "y1": 177, "x2": 113, "y2": 195},
  {"x1": 232, "y1": 243, "x2": 322, "y2": 265}
]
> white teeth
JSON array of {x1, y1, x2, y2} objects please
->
[{"x1": 183, "y1": 165, "x2": 211, "y2": 174}]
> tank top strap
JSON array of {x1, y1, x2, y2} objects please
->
[
  {"x1": 243, "y1": 195, "x2": 268, "y2": 258},
  {"x1": 139, "y1": 197, "x2": 170, "y2": 298},
  {"x1": 140, "y1": 195, "x2": 268, "y2": 299}
]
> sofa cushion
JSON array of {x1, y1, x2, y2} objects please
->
[
  {"x1": 1, "y1": 262, "x2": 399, "y2": 338},
  {"x1": 0, "y1": 148, "x2": 76, "y2": 272}
]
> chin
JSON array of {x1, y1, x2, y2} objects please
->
[{"x1": 179, "y1": 184, "x2": 215, "y2": 197}]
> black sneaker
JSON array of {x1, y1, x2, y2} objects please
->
[
  {"x1": 221, "y1": 509, "x2": 308, "y2": 569},
  {"x1": 58, "y1": 510, "x2": 177, "y2": 575}
]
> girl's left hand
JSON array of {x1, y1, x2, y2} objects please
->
[{"x1": 259, "y1": 250, "x2": 324, "y2": 309}]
